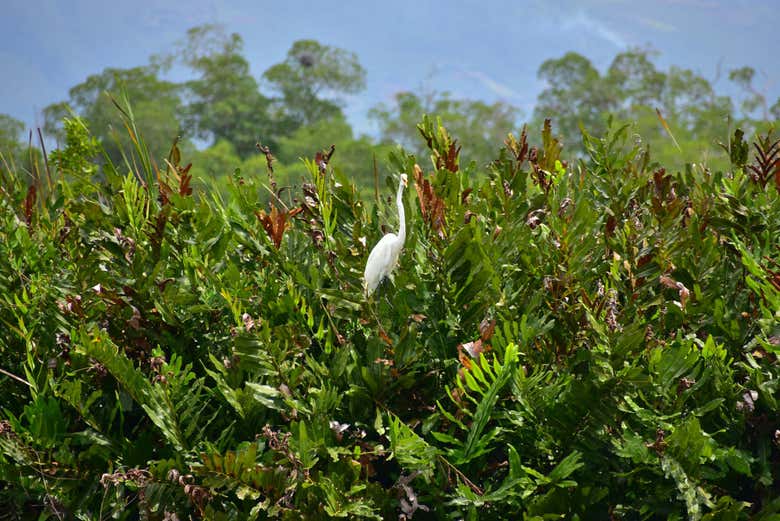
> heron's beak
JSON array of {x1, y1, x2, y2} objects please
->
[{"x1": 400, "y1": 174, "x2": 408, "y2": 187}]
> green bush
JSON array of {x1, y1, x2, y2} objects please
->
[{"x1": 0, "y1": 105, "x2": 778, "y2": 519}]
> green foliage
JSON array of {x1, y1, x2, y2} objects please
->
[
  {"x1": 175, "y1": 24, "x2": 275, "y2": 158},
  {"x1": 33, "y1": 25, "x2": 777, "y2": 205},
  {"x1": 2, "y1": 80, "x2": 780, "y2": 521},
  {"x1": 263, "y1": 39, "x2": 367, "y2": 130},
  {"x1": 0, "y1": 114, "x2": 25, "y2": 166},
  {"x1": 43, "y1": 64, "x2": 185, "y2": 165},
  {"x1": 534, "y1": 48, "x2": 737, "y2": 170},
  {"x1": 371, "y1": 91, "x2": 521, "y2": 167}
]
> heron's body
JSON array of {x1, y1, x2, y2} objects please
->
[
  {"x1": 364, "y1": 174, "x2": 408, "y2": 296},
  {"x1": 364, "y1": 233, "x2": 402, "y2": 294}
]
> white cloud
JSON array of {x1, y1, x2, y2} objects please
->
[
  {"x1": 461, "y1": 69, "x2": 523, "y2": 99},
  {"x1": 636, "y1": 15, "x2": 678, "y2": 32},
  {"x1": 562, "y1": 11, "x2": 628, "y2": 48}
]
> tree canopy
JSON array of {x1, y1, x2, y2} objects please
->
[
  {"x1": 370, "y1": 91, "x2": 521, "y2": 167},
  {"x1": 175, "y1": 24, "x2": 274, "y2": 158},
  {"x1": 43, "y1": 65, "x2": 184, "y2": 164},
  {"x1": 533, "y1": 48, "x2": 745, "y2": 168},
  {"x1": 12, "y1": 26, "x2": 779, "y2": 193},
  {"x1": 0, "y1": 114, "x2": 25, "y2": 163},
  {"x1": 263, "y1": 39, "x2": 367, "y2": 130}
]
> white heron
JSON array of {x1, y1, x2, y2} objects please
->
[{"x1": 363, "y1": 173, "x2": 408, "y2": 296}]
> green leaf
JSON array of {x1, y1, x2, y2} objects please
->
[
  {"x1": 547, "y1": 451, "x2": 583, "y2": 486},
  {"x1": 457, "y1": 344, "x2": 518, "y2": 464}
]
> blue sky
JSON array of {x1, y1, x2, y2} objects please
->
[{"x1": 1, "y1": 0, "x2": 778, "y2": 137}]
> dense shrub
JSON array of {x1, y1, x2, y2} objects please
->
[{"x1": 0, "y1": 107, "x2": 779, "y2": 519}]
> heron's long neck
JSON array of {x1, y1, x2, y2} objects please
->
[{"x1": 396, "y1": 181, "x2": 406, "y2": 243}]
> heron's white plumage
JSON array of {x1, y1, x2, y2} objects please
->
[
  {"x1": 364, "y1": 174, "x2": 407, "y2": 296},
  {"x1": 364, "y1": 233, "x2": 402, "y2": 295}
]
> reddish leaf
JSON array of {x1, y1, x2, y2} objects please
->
[
  {"x1": 378, "y1": 330, "x2": 393, "y2": 347},
  {"x1": 413, "y1": 164, "x2": 446, "y2": 238},
  {"x1": 659, "y1": 275, "x2": 678, "y2": 290},
  {"x1": 457, "y1": 339, "x2": 488, "y2": 370},
  {"x1": 747, "y1": 131, "x2": 779, "y2": 190},
  {"x1": 479, "y1": 319, "x2": 496, "y2": 341},
  {"x1": 443, "y1": 141, "x2": 461, "y2": 172},
  {"x1": 457, "y1": 347, "x2": 473, "y2": 370},
  {"x1": 23, "y1": 184, "x2": 36, "y2": 225},
  {"x1": 315, "y1": 144, "x2": 336, "y2": 174},
  {"x1": 178, "y1": 163, "x2": 193, "y2": 196},
  {"x1": 505, "y1": 126, "x2": 529, "y2": 167},
  {"x1": 256, "y1": 204, "x2": 303, "y2": 249},
  {"x1": 256, "y1": 142, "x2": 276, "y2": 174},
  {"x1": 605, "y1": 215, "x2": 617, "y2": 237}
]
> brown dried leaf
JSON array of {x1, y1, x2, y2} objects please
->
[
  {"x1": 379, "y1": 329, "x2": 393, "y2": 347},
  {"x1": 505, "y1": 126, "x2": 529, "y2": 166},
  {"x1": 242, "y1": 313, "x2": 256, "y2": 332},
  {"x1": 256, "y1": 142, "x2": 276, "y2": 174},
  {"x1": 315, "y1": 144, "x2": 336, "y2": 174},
  {"x1": 747, "y1": 132, "x2": 780, "y2": 189},
  {"x1": 23, "y1": 184, "x2": 36, "y2": 225},
  {"x1": 444, "y1": 141, "x2": 461, "y2": 172},
  {"x1": 413, "y1": 164, "x2": 446, "y2": 237},
  {"x1": 604, "y1": 215, "x2": 617, "y2": 237},
  {"x1": 479, "y1": 319, "x2": 496, "y2": 341},
  {"x1": 256, "y1": 204, "x2": 303, "y2": 249},
  {"x1": 177, "y1": 163, "x2": 193, "y2": 196},
  {"x1": 127, "y1": 305, "x2": 141, "y2": 330},
  {"x1": 659, "y1": 275, "x2": 690, "y2": 310},
  {"x1": 768, "y1": 267, "x2": 780, "y2": 292},
  {"x1": 659, "y1": 275, "x2": 678, "y2": 290}
]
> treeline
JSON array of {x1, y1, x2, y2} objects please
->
[{"x1": 1, "y1": 24, "x2": 778, "y2": 188}]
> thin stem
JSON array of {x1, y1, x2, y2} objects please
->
[{"x1": 0, "y1": 366, "x2": 31, "y2": 387}]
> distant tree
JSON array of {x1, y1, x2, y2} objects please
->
[
  {"x1": 176, "y1": 24, "x2": 274, "y2": 158},
  {"x1": 729, "y1": 66, "x2": 769, "y2": 121},
  {"x1": 772, "y1": 98, "x2": 780, "y2": 121},
  {"x1": 273, "y1": 113, "x2": 392, "y2": 191},
  {"x1": 606, "y1": 49, "x2": 665, "y2": 111},
  {"x1": 42, "y1": 66, "x2": 184, "y2": 164},
  {"x1": 370, "y1": 91, "x2": 521, "y2": 166},
  {"x1": 275, "y1": 114, "x2": 354, "y2": 165},
  {"x1": 263, "y1": 40, "x2": 366, "y2": 130},
  {"x1": 0, "y1": 114, "x2": 25, "y2": 165},
  {"x1": 534, "y1": 48, "x2": 738, "y2": 167},
  {"x1": 189, "y1": 139, "x2": 242, "y2": 182},
  {"x1": 534, "y1": 51, "x2": 613, "y2": 150}
]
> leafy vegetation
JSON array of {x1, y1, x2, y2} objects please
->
[
  {"x1": 2, "y1": 22, "x2": 780, "y2": 519},
  {"x1": 1, "y1": 82, "x2": 779, "y2": 518}
]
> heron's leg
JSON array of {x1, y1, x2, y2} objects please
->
[
  {"x1": 378, "y1": 276, "x2": 395, "y2": 311},
  {"x1": 366, "y1": 292, "x2": 388, "y2": 336}
]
